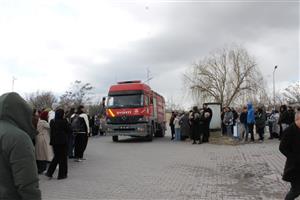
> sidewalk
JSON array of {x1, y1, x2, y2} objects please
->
[{"x1": 40, "y1": 135, "x2": 291, "y2": 200}]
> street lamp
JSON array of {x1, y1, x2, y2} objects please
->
[{"x1": 273, "y1": 65, "x2": 278, "y2": 108}]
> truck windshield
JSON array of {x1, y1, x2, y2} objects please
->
[{"x1": 107, "y1": 94, "x2": 143, "y2": 108}]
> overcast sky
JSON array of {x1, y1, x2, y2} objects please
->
[{"x1": 0, "y1": 0, "x2": 299, "y2": 107}]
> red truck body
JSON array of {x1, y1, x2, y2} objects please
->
[{"x1": 106, "y1": 81, "x2": 166, "y2": 141}]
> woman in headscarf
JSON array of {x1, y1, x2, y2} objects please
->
[
  {"x1": 36, "y1": 111, "x2": 53, "y2": 174},
  {"x1": 189, "y1": 106, "x2": 201, "y2": 144},
  {"x1": 46, "y1": 109, "x2": 71, "y2": 180}
]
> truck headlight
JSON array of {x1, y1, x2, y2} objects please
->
[
  {"x1": 137, "y1": 127, "x2": 145, "y2": 132},
  {"x1": 138, "y1": 116, "x2": 147, "y2": 122}
]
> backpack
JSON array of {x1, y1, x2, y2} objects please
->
[{"x1": 71, "y1": 114, "x2": 86, "y2": 133}]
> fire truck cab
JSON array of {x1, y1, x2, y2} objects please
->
[{"x1": 106, "y1": 80, "x2": 166, "y2": 142}]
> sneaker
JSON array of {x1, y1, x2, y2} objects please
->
[
  {"x1": 45, "y1": 173, "x2": 52, "y2": 179},
  {"x1": 74, "y1": 158, "x2": 82, "y2": 162}
]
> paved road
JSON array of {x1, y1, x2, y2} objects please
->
[{"x1": 40, "y1": 133, "x2": 293, "y2": 200}]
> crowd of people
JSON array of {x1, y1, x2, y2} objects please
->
[
  {"x1": 169, "y1": 103, "x2": 213, "y2": 144},
  {"x1": 0, "y1": 91, "x2": 299, "y2": 200},
  {"x1": 31, "y1": 105, "x2": 91, "y2": 180},
  {"x1": 169, "y1": 102, "x2": 299, "y2": 144},
  {"x1": 221, "y1": 103, "x2": 297, "y2": 142},
  {"x1": 0, "y1": 92, "x2": 108, "y2": 199}
]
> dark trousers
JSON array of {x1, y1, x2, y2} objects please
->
[
  {"x1": 285, "y1": 182, "x2": 300, "y2": 200},
  {"x1": 202, "y1": 125, "x2": 210, "y2": 142},
  {"x1": 221, "y1": 123, "x2": 227, "y2": 135},
  {"x1": 93, "y1": 125, "x2": 99, "y2": 136},
  {"x1": 268, "y1": 122, "x2": 273, "y2": 138},
  {"x1": 256, "y1": 126, "x2": 265, "y2": 141},
  {"x1": 191, "y1": 124, "x2": 201, "y2": 143},
  {"x1": 68, "y1": 134, "x2": 75, "y2": 158},
  {"x1": 74, "y1": 133, "x2": 88, "y2": 159},
  {"x1": 170, "y1": 125, "x2": 175, "y2": 139},
  {"x1": 246, "y1": 123, "x2": 255, "y2": 141},
  {"x1": 47, "y1": 145, "x2": 68, "y2": 178},
  {"x1": 36, "y1": 160, "x2": 48, "y2": 174}
]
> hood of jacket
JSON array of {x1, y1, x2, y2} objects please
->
[{"x1": 0, "y1": 92, "x2": 36, "y2": 139}]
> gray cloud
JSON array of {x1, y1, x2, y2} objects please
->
[{"x1": 69, "y1": 2, "x2": 299, "y2": 105}]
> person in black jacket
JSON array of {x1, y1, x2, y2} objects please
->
[
  {"x1": 202, "y1": 103, "x2": 213, "y2": 143},
  {"x1": 287, "y1": 106, "x2": 295, "y2": 125},
  {"x1": 279, "y1": 105, "x2": 290, "y2": 139},
  {"x1": 221, "y1": 107, "x2": 226, "y2": 135},
  {"x1": 189, "y1": 106, "x2": 202, "y2": 144},
  {"x1": 279, "y1": 111, "x2": 300, "y2": 200},
  {"x1": 255, "y1": 107, "x2": 266, "y2": 142},
  {"x1": 46, "y1": 109, "x2": 71, "y2": 180},
  {"x1": 169, "y1": 112, "x2": 176, "y2": 140}
]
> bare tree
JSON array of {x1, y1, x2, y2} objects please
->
[
  {"x1": 165, "y1": 96, "x2": 184, "y2": 112},
  {"x1": 275, "y1": 92, "x2": 287, "y2": 106},
  {"x1": 184, "y1": 45, "x2": 266, "y2": 107},
  {"x1": 59, "y1": 80, "x2": 93, "y2": 110},
  {"x1": 283, "y1": 81, "x2": 300, "y2": 104},
  {"x1": 88, "y1": 105, "x2": 101, "y2": 117},
  {"x1": 26, "y1": 91, "x2": 57, "y2": 110}
]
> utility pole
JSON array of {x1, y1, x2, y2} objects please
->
[
  {"x1": 145, "y1": 68, "x2": 153, "y2": 85},
  {"x1": 12, "y1": 76, "x2": 17, "y2": 92},
  {"x1": 273, "y1": 65, "x2": 278, "y2": 108}
]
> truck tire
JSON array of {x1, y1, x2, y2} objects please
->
[
  {"x1": 112, "y1": 135, "x2": 119, "y2": 142},
  {"x1": 155, "y1": 124, "x2": 165, "y2": 137},
  {"x1": 146, "y1": 125, "x2": 154, "y2": 141}
]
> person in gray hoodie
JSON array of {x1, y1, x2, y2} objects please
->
[
  {"x1": 0, "y1": 92, "x2": 41, "y2": 200},
  {"x1": 223, "y1": 107, "x2": 234, "y2": 136}
]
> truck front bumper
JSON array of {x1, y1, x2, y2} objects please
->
[{"x1": 106, "y1": 123, "x2": 149, "y2": 137}]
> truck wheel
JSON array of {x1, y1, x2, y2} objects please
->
[
  {"x1": 155, "y1": 124, "x2": 164, "y2": 137},
  {"x1": 112, "y1": 136, "x2": 118, "y2": 142},
  {"x1": 146, "y1": 125, "x2": 154, "y2": 141}
]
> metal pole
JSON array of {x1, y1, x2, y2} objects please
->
[
  {"x1": 273, "y1": 66, "x2": 278, "y2": 108},
  {"x1": 12, "y1": 77, "x2": 16, "y2": 92}
]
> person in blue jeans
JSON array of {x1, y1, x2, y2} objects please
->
[{"x1": 173, "y1": 113, "x2": 181, "y2": 141}]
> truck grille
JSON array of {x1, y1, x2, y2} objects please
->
[
  {"x1": 107, "y1": 116, "x2": 142, "y2": 124},
  {"x1": 114, "y1": 128, "x2": 136, "y2": 131}
]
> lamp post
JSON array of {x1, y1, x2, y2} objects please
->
[{"x1": 273, "y1": 65, "x2": 278, "y2": 108}]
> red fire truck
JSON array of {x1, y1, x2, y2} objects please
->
[{"x1": 106, "y1": 80, "x2": 166, "y2": 142}]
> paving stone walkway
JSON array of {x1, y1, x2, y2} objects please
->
[{"x1": 40, "y1": 133, "x2": 295, "y2": 200}]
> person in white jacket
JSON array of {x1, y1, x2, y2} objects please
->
[
  {"x1": 173, "y1": 113, "x2": 181, "y2": 141},
  {"x1": 71, "y1": 105, "x2": 90, "y2": 162},
  {"x1": 36, "y1": 111, "x2": 53, "y2": 174}
]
